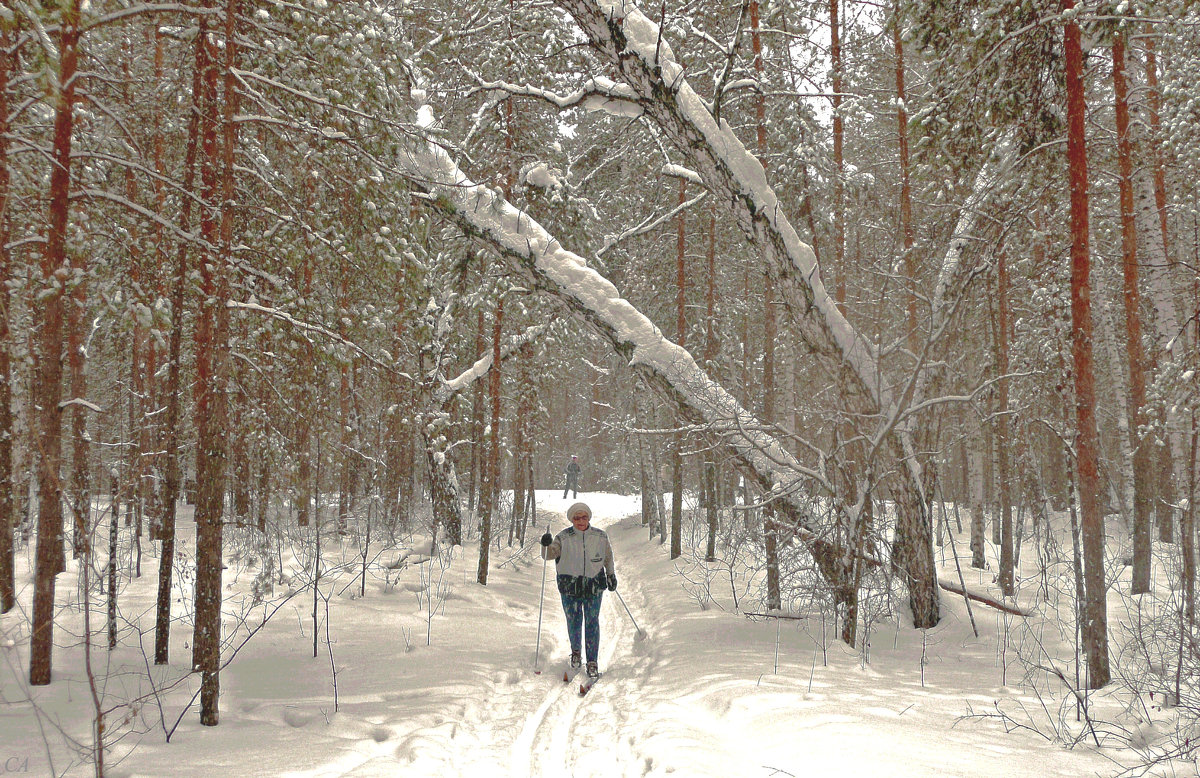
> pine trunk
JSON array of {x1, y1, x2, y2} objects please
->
[
  {"x1": 997, "y1": 252, "x2": 1013, "y2": 596},
  {"x1": 30, "y1": 0, "x2": 82, "y2": 686},
  {"x1": 155, "y1": 30, "x2": 204, "y2": 665},
  {"x1": 1064, "y1": 0, "x2": 1109, "y2": 688},
  {"x1": 0, "y1": 16, "x2": 13, "y2": 613},
  {"x1": 1113, "y1": 32, "x2": 1153, "y2": 593},
  {"x1": 704, "y1": 202, "x2": 719, "y2": 563},
  {"x1": 830, "y1": 0, "x2": 845, "y2": 310},
  {"x1": 968, "y1": 426, "x2": 985, "y2": 569},
  {"x1": 478, "y1": 299, "x2": 503, "y2": 584},
  {"x1": 671, "y1": 177, "x2": 687, "y2": 561},
  {"x1": 193, "y1": 1, "x2": 239, "y2": 723},
  {"x1": 68, "y1": 267, "x2": 89, "y2": 558}
]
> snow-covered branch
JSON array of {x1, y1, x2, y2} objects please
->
[
  {"x1": 553, "y1": 0, "x2": 940, "y2": 625},
  {"x1": 472, "y1": 77, "x2": 643, "y2": 119},
  {"x1": 391, "y1": 123, "x2": 862, "y2": 579},
  {"x1": 434, "y1": 323, "x2": 547, "y2": 407}
]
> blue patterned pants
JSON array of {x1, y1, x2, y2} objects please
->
[{"x1": 560, "y1": 590, "x2": 604, "y2": 662}]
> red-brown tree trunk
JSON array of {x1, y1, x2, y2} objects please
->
[
  {"x1": 1113, "y1": 31, "x2": 1153, "y2": 593},
  {"x1": 30, "y1": 0, "x2": 83, "y2": 687},
  {"x1": 1064, "y1": 0, "x2": 1109, "y2": 688},
  {"x1": 193, "y1": 0, "x2": 239, "y2": 724},
  {"x1": 0, "y1": 15, "x2": 14, "y2": 614}
]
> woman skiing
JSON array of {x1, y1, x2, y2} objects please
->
[{"x1": 540, "y1": 502, "x2": 616, "y2": 679}]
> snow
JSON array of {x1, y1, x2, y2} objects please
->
[{"x1": 0, "y1": 492, "x2": 1169, "y2": 777}]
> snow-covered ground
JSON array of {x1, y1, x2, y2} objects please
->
[{"x1": 0, "y1": 491, "x2": 1181, "y2": 776}]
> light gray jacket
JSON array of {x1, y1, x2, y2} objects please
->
[{"x1": 542, "y1": 525, "x2": 615, "y2": 580}]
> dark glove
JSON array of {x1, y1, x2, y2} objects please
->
[
  {"x1": 607, "y1": 573, "x2": 617, "y2": 592},
  {"x1": 540, "y1": 532, "x2": 553, "y2": 547}
]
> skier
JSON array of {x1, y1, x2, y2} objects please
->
[
  {"x1": 562, "y1": 454, "x2": 581, "y2": 499},
  {"x1": 540, "y1": 502, "x2": 616, "y2": 680}
]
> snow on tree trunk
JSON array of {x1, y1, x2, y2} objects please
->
[
  {"x1": 551, "y1": 0, "x2": 937, "y2": 628},
  {"x1": 68, "y1": 262, "x2": 89, "y2": 559}
]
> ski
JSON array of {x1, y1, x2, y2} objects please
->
[{"x1": 579, "y1": 673, "x2": 601, "y2": 696}]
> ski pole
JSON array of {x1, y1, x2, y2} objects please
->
[
  {"x1": 534, "y1": 523, "x2": 550, "y2": 672},
  {"x1": 614, "y1": 589, "x2": 647, "y2": 640}
]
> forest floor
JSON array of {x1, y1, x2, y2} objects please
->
[{"x1": 0, "y1": 491, "x2": 1191, "y2": 777}]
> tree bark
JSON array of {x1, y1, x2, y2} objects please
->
[
  {"x1": 193, "y1": 0, "x2": 239, "y2": 723},
  {"x1": 30, "y1": 0, "x2": 83, "y2": 687},
  {"x1": 968, "y1": 425, "x2": 985, "y2": 569},
  {"x1": 704, "y1": 202, "x2": 719, "y2": 563},
  {"x1": 1113, "y1": 31, "x2": 1153, "y2": 593},
  {"x1": 894, "y1": 1, "x2": 917, "y2": 352},
  {"x1": 830, "y1": 0, "x2": 845, "y2": 311},
  {"x1": 751, "y1": 0, "x2": 779, "y2": 609},
  {"x1": 0, "y1": 16, "x2": 16, "y2": 614},
  {"x1": 477, "y1": 298, "x2": 503, "y2": 584},
  {"x1": 1064, "y1": 0, "x2": 1109, "y2": 688},
  {"x1": 997, "y1": 251, "x2": 1013, "y2": 597},
  {"x1": 155, "y1": 27, "x2": 204, "y2": 665},
  {"x1": 68, "y1": 259, "x2": 89, "y2": 558}
]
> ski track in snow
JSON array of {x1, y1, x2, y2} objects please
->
[
  {"x1": 376, "y1": 508, "x2": 653, "y2": 778},
  {"x1": 1, "y1": 492, "x2": 1130, "y2": 777},
  {"x1": 515, "y1": 575, "x2": 642, "y2": 778}
]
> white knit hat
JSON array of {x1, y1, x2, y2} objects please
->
[{"x1": 566, "y1": 502, "x2": 592, "y2": 521}]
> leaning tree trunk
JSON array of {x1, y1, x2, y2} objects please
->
[
  {"x1": 397, "y1": 128, "x2": 879, "y2": 634},
  {"x1": 551, "y1": 0, "x2": 937, "y2": 627}
]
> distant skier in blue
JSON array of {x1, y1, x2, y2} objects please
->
[
  {"x1": 562, "y1": 454, "x2": 581, "y2": 499},
  {"x1": 541, "y1": 502, "x2": 616, "y2": 680}
]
